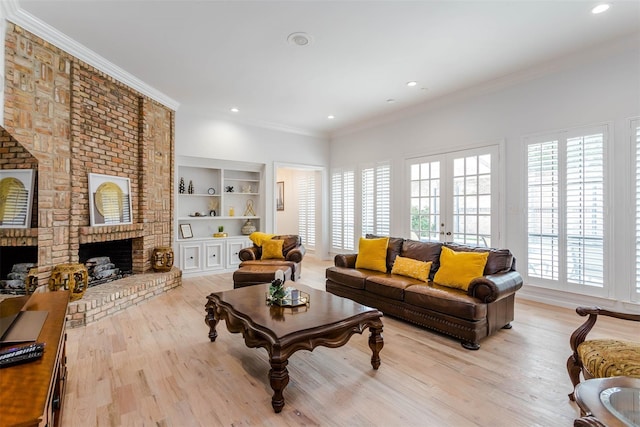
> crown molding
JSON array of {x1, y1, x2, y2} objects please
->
[{"x1": 5, "y1": 3, "x2": 180, "y2": 111}]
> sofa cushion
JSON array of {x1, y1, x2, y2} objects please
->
[
  {"x1": 262, "y1": 239, "x2": 285, "y2": 260},
  {"x1": 366, "y1": 234, "x2": 404, "y2": 272},
  {"x1": 404, "y1": 284, "x2": 488, "y2": 321},
  {"x1": 445, "y1": 242, "x2": 513, "y2": 275},
  {"x1": 355, "y1": 237, "x2": 389, "y2": 273},
  {"x1": 365, "y1": 274, "x2": 422, "y2": 301},
  {"x1": 326, "y1": 266, "x2": 386, "y2": 290},
  {"x1": 400, "y1": 240, "x2": 442, "y2": 279},
  {"x1": 434, "y1": 246, "x2": 489, "y2": 291},
  {"x1": 391, "y1": 256, "x2": 432, "y2": 282}
]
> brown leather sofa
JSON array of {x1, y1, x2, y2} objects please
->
[
  {"x1": 326, "y1": 237, "x2": 523, "y2": 350},
  {"x1": 238, "y1": 234, "x2": 306, "y2": 281}
]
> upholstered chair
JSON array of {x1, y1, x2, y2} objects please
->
[
  {"x1": 238, "y1": 234, "x2": 306, "y2": 281},
  {"x1": 567, "y1": 306, "x2": 640, "y2": 400}
]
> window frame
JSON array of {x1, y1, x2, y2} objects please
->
[{"x1": 524, "y1": 123, "x2": 610, "y2": 298}]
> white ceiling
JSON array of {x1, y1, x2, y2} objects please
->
[{"x1": 12, "y1": 0, "x2": 640, "y2": 136}]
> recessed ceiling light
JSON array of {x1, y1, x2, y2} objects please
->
[
  {"x1": 230, "y1": 108, "x2": 239, "y2": 113},
  {"x1": 386, "y1": 99, "x2": 396, "y2": 104},
  {"x1": 591, "y1": 4, "x2": 610, "y2": 14},
  {"x1": 287, "y1": 32, "x2": 313, "y2": 46},
  {"x1": 327, "y1": 115, "x2": 335, "y2": 120},
  {"x1": 407, "y1": 81, "x2": 418, "y2": 87}
]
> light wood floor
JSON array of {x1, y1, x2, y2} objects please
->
[{"x1": 61, "y1": 256, "x2": 638, "y2": 426}]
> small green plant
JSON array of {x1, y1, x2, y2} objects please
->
[{"x1": 218, "y1": 225, "x2": 224, "y2": 232}]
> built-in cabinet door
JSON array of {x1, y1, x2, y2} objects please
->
[
  {"x1": 180, "y1": 243, "x2": 202, "y2": 272},
  {"x1": 203, "y1": 241, "x2": 223, "y2": 271},
  {"x1": 226, "y1": 238, "x2": 249, "y2": 269}
]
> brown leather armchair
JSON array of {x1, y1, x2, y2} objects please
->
[
  {"x1": 238, "y1": 234, "x2": 306, "y2": 281},
  {"x1": 567, "y1": 306, "x2": 640, "y2": 400}
]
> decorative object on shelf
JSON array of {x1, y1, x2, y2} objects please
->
[
  {"x1": 0, "y1": 169, "x2": 35, "y2": 229},
  {"x1": 180, "y1": 223, "x2": 193, "y2": 239},
  {"x1": 152, "y1": 246, "x2": 174, "y2": 272},
  {"x1": 229, "y1": 206, "x2": 235, "y2": 216},
  {"x1": 241, "y1": 184, "x2": 252, "y2": 193},
  {"x1": 188, "y1": 180, "x2": 194, "y2": 194},
  {"x1": 244, "y1": 199, "x2": 256, "y2": 216},
  {"x1": 276, "y1": 181, "x2": 284, "y2": 211},
  {"x1": 88, "y1": 173, "x2": 132, "y2": 226},
  {"x1": 209, "y1": 210, "x2": 217, "y2": 216},
  {"x1": 225, "y1": 186, "x2": 234, "y2": 193},
  {"x1": 48, "y1": 263, "x2": 88, "y2": 301},
  {"x1": 214, "y1": 225, "x2": 227, "y2": 238},
  {"x1": 207, "y1": 187, "x2": 216, "y2": 195},
  {"x1": 179, "y1": 177, "x2": 185, "y2": 194},
  {"x1": 241, "y1": 219, "x2": 256, "y2": 235}
]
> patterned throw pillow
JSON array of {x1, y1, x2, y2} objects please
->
[{"x1": 391, "y1": 256, "x2": 432, "y2": 282}]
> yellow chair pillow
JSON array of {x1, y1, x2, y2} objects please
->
[
  {"x1": 355, "y1": 237, "x2": 389, "y2": 273},
  {"x1": 249, "y1": 232, "x2": 275, "y2": 247},
  {"x1": 261, "y1": 239, "x2": 285, "y2": 260},
  {"x1": 391, "y1": 256, "x2": 432, "y2": 282},
  {"x1": 433, "y1": 246, "x2": 489, "y2": 291}
]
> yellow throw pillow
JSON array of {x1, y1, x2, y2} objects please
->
[
  {"x1": 391, "y1": 256, "x2": 432, "y2": 282},
  {"x1": 433, "y1": 246, "x2": 489, "y2": 291},
  {"x1": 249, "y1": 232, "x2": 275, "y2": 247},
  {"x1": 261, "y1": 239, "x2": 285, "y2": 260},
  {"x1": 355, "y1": 237, "x2": 389, "y2": 273}
]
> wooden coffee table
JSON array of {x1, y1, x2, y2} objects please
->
[{"x1": 204, "y1": 283, "x2": 384, "y2": 413}]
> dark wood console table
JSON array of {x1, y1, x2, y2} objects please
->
[{"x1": 0, "y1": 291, "x2": 69, "y2": 427}]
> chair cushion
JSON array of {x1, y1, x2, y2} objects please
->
[
  {"x1": 578, "y1": 339, "x2": 640, "y2": 379},
  {"x1": 262, "y1": 239, "x2": 285, "y2": 259}
]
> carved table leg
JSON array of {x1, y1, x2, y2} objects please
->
[
  {"x1": 204, "y1": 301, "x2": 219, "y2": 342},
  {"x1": 269, "y1": 359, "x2": 289, "y2": 413},
  {"x1": 368, "y1": 325, "x2": 384, "y2": 370}
]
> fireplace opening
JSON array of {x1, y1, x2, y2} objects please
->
[
  {"x1": 0, "y1": 246, "x2": 37, "y2": 294},
  {"x1": 79, "y1": 239, "x2": 133, "y2": 287}
]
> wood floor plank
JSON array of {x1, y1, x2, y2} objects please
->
[{"x1": 60, "y1": 256, "x2": 637, "y2": 426}]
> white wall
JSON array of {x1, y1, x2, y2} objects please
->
[
  {"x1": 275, "y1": 168, "x2": 298, "y2": 235},
  {"x1": 176, "y1": 107, "x2": 330, "y2": 243},
  {"x1": 331, "y1": 36, "x2": 640, "y2": 311}
]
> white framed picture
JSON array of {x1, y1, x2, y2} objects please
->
[
  {"x1": 88, "y1": 173, "x2": 132, "y2": 226},
  {"x1": 0, "y1": 169, "x2": 35, "y2": 228},
  {"x1": 180, "y1": 223, "x2": 193, "y2": 239}
]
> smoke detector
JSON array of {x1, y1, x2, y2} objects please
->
[{"x1": 287, "y1": 32, "x2": 313, "y2": 46}]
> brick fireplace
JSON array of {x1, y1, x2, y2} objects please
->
[{"x1": 1, "y1": 23, "x2": 181, "y2": 321}]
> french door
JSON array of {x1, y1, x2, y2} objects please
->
[{"x1": 408, "y1": 145, "x2": 500, "y2": 247}]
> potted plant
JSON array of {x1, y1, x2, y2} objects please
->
[{"x1": 214, "y1": 225, "x2": 227, "y2": 238}]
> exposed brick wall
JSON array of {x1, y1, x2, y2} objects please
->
[
  {"x1": 0, "y1": 127, "x2": 39, "y2": 227},
  {"x1": 2, "y1": 23, "x2": 175, "y2": 287}
]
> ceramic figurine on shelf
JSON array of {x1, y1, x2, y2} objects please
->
[
  {"x1": 188, "y1": 180, "x2": 194, "y2": 194},
  {"x1": 179, "y1": 177, "x2": 185, "y2": 194}
]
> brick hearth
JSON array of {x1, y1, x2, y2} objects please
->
[{"x1": 66, "y1": 268, "x2": 182, "y2": 328}]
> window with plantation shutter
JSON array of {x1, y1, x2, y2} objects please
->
[
  {"x1": 362, "y1": 162, "x2": 390, "y2": 237},
  {"x1": 331, "y1": 169, "x2": 355, "y2": 251},
  {"x1": 633, "y1": 119, "x2": 640, "y2": 295},
  {"x1": 526, "y1": 124, "x2": 607, "y2": 292},
  {"x1": 297, "y1": 172, "x2": 316, "y2": 249}
]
